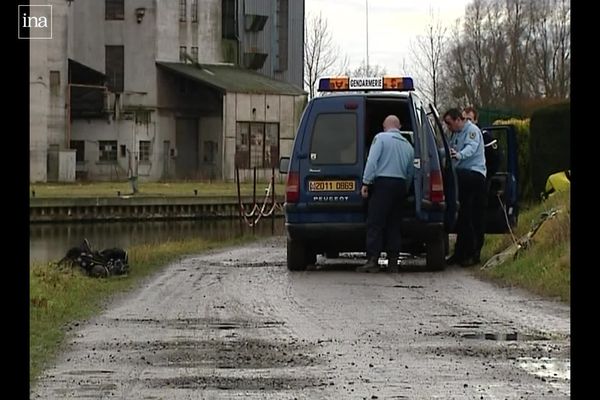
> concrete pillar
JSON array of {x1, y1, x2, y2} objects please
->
[{"x1": 30, "y1": 34, "x2": 49, "y2": 182}]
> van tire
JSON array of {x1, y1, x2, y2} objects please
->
[
  {"x1": 287, "y1": 238, "x2": 308, "y2": 271},
  {"x1": 426, "y1": 234, "x2": 446, "y2": 271}
]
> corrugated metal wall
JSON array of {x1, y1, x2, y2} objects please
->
[{"x1": 238, "y1": 0, "x2": 303, "y2": 88}]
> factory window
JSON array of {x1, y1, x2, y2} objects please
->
[
  {"x1": 139, "y1": 141, "x2": 151, "y2": 162},
  {"x1": 99, "y1": 141, "x2": 118, "y2": 162},
  {"x1": 105, "y1": 45, "x2": 124, "y2": 92},
  {"x1": 106, "y1": 0, "x2": 124, "y2": 20},
  {"x1": 180, "y1": 0, "x2": 187, "y2": 22}
]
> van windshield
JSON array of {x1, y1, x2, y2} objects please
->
[{"x1": 310, "y1": 113, "x2": 357, "y2": 165}]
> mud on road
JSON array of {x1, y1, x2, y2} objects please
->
[{"x1": 31, "y1": 236, "x2": 570, "y2": 399}]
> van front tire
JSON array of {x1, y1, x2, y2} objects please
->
[{"x1": 287, "y1": 238, "x2": 309, "y2": 271}]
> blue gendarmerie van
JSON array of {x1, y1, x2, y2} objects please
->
[{"x1": 279, "y1": 76, "x2": 519, "y2": 271}]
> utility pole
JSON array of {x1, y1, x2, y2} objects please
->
[{"x1": 365, "y1": 0, "x2": 369, "y2": 75}]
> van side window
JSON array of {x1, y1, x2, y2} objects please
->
[{"x1": 310, "y1": 113, "x2": 357, "y2": 165}]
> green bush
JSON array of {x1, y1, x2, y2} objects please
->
[
  {"x1": 529, "y1": 102, "x2": 571, "y2": 196},
  {"x1": 493, "y1": 118, "x2": 534, "y2": 201}
]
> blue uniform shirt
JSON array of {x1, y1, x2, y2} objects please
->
[
  {"x1": 449, "y1": 120, "x2": 486, "y2": 177},
  {"x1": 362, "y1": 128, "x2": 415, "y2": 185}
]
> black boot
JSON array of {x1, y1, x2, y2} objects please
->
[{"x1": 356, "y1": 256, "x2": 380, "y2": 273}]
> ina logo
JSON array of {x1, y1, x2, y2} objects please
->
[{"x1": 18, "y1": 5, "x2": 52, "y2": 39}]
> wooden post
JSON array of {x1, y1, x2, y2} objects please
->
[
  {"x1": 252, "y1": 167, "x2": 257, "y2": 235},
  {"x1": 271, "y1": 167, "x2": 275, "y2": 234},
  {"x1": 236, "y1": 166, "x2": 243, "y2": 234}
]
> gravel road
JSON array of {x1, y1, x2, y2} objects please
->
[{"x1": 31, "y1": 236, "x2": 570, "y2": 399}]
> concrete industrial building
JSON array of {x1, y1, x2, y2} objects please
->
[{"x1": 30, "y1": 0, "x2": 306, "y2": 183}]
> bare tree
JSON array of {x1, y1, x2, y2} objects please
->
[
  {"x1": 439, "y1": 0, "x2": 570, "y2": 111},
  {"x1": 346, "y1": 61, "x2": 387, "y2": 77},
  {"x1": 529, "y1": 0, "x2": 570, "y2": 99},
  {"x1": 409, "y1": 9, "x2": 448, "y2": 108},
  {"x1": 304, "y1": 13, "x2": 349, "y2": 99}
]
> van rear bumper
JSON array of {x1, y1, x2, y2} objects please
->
[{"x1": 286, "y1": 220, "x2": 444, "y2": 251}]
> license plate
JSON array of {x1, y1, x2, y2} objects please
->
[{"x1": 309, "y1": 180, "x2": 355, "y2": 192}]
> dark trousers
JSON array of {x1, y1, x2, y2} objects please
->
[
  {"x1": 454, "y1": 169, "x2": 486, "y2": 261},
  {"x1": 366, "y1": 177, "x2": 407, "y2": 259}
]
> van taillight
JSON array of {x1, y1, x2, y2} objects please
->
[
  {"x1": 286, "y1": 172, "x2": 300, "y2": 203},
  {"x1": 430, "y1": 170, "x2": 445, "y2": 203}
]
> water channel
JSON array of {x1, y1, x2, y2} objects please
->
[{"x1": 30, "y1": 218, "x2": 285, "y2": 265}]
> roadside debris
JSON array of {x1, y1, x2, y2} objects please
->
[
  {"x1": 58, "y1": 238, "x2": 129, "y2": 278},
  {"x1": 481, "y1": 208, "x2": 561, "y2": 270}
]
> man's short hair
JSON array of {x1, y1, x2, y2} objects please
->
[
  {"x1": 443, "y1": 108, "x2": 463, "y2": 121},
  {"x1": 463, "y1": 106, "x2": 478, "y2": 121}
]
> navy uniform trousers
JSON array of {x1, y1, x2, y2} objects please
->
[
  {"x1": 366, "y1": 177, "x2": 407, "y2": 259},
  {"x1": 455, "y1": 169, "x2": 486, "y2": 261}
]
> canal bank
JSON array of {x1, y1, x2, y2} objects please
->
[{"x1": 30, "y1": 195, "x2": 285, "y2": 223}]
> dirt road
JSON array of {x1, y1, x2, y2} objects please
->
[{"x1": 31, "y1": 236, "x2": 570, "y2": 399}]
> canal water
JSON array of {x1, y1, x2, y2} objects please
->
[{"x1": 30, "y1": 218, "x2": 285, "y2": 265}]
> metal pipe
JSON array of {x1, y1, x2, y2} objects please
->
[{"x1": 366, "y1": 0, "x2": 369, "y2": 74}]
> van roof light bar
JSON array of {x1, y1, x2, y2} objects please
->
[{"x1": 317, "y1": 76, "x2": 414, "y2": 92}]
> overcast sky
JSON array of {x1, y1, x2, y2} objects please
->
[{"x1": 305, "y1": 0, "x2": 472, "y2": 76}]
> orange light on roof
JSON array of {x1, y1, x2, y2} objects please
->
[
  {"x1": 383, "y1": 77, "x2": 405, "y2": 89},
  {"x1": 329, "y1": 77, "x2": 349, "y2": 90}
]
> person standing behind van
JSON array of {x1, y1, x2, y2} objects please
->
[
  {"x1": 463, "y1": 106, "x2": 501, "y2": 263},
  {"x1": 357, "y1": 115, "x2": 414, "y2": 273},
  {"x1": 444, "y1": 108, "x2": 486, "y2": 267}
]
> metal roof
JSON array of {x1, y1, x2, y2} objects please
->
[{"x1": 156, "y1": 62, "x2": 306, "y2": 96}]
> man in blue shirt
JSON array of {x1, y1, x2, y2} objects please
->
[
  {"x1": 444, "y1": 108, "x2": 487, "y2": 267},
  {"x1": 357, "y1": 115, "x2": 415, "y2": 273}
]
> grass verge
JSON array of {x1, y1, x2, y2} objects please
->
[
  {"x1": 30, "y1": 235, "x2": 258, "y2": 384},
  {"x1": 477, "y1": 190, "x2": 570, "y2": 303}
]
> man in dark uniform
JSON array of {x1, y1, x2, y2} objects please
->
[
  {"x1": 357, "y1": 115, "x2": 415, "y2": 273},
  {"x1": 444, "y1": 108, "x2": 487, "y2": 267},
  {"x1": 463, "y1": 106, "x2": 502, "y2": 263}
]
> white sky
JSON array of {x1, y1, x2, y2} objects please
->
[{"x1": 305, "y1": 0, "x2": 472, "y2": 76}]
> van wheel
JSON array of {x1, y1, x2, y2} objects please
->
[
  {"x1": 287, "y1": 238, "x2": 308, "y2": 271},
  {"x1": 426, "y1": 234, "x2": 446, "y2": 271}
]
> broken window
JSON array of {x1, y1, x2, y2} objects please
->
[{"x1": 99, "y1": 141, "x2": 118, "y2": 162}]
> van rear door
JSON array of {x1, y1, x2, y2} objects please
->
[
  {"x1": 481, "y1": 124, "x2": 519, "y2": 232},
  {"x1": 428, "y1": 104, "x2": 459, "y2": 231},
  {"x1": 297, "y1": 96, "x2": 366, "y2": 217}
]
